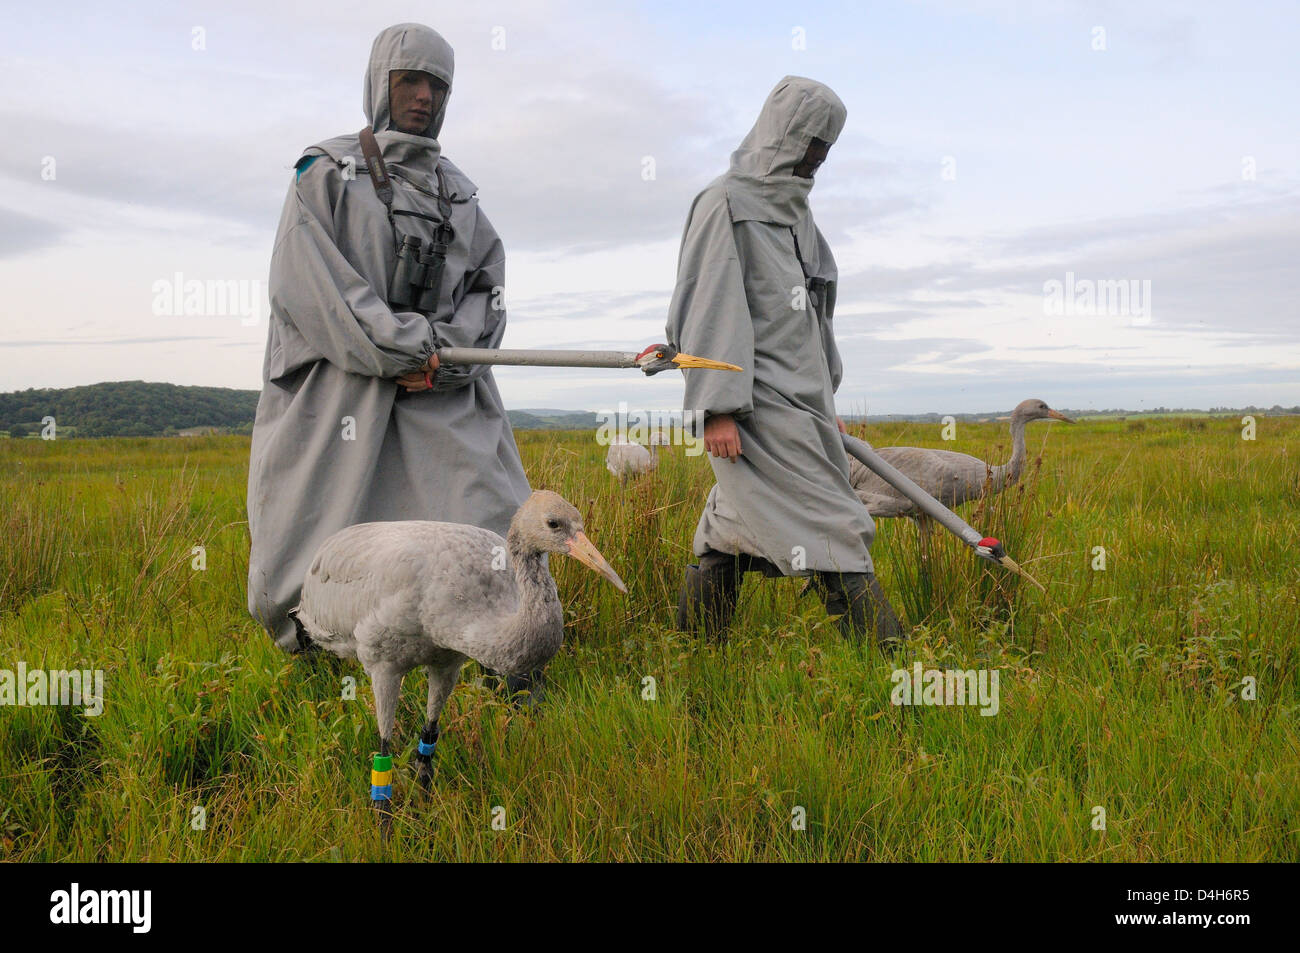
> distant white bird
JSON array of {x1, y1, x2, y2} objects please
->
[
  {"x1": 848, "y1": 399, "x2": 1074, "y2": 523},
  {"x1": 292, "y1": 490, "x2": 626, "y2": 819},
  {"x1": 605, "y1": 438, "x2": 658, "y2": 483}
]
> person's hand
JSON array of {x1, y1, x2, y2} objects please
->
[
  {"x1": 397, "y1": 353, "x2": 440, "y2": 392},
  {"x1": 836, "y1": 416, "x2": 847, "y2": 435},
  {"x1": 704, "y1": 413, "x2": 742, "y2": 462}
]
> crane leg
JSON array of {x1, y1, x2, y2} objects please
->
[
  {"x1": 366, "y1": 664, "x2": 404, "y2": 832},
  {"x1": 916, "y1": 516, "x2": 935, "y2": 562},
  {"x1": 414, "y1": 721, "x2": 439, "y2": 793},
  {"x1": 416, "y1": 662, "x2": 462, "y2": 792}
]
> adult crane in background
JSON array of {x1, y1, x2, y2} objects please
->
[{"x1": 848, "y1": 398, "x2": 1074, "y2": 524}]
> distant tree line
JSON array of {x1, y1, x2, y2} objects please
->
[
  {"x1": 0, "y1": 381, "x2": 600, "y2": 437},
  {"x1": 0, "y1": 381, "x2": 259, "y2": 438}
]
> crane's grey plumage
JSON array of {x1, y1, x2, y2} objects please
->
[
  {"x1": 848, "y1": 399, "x2": 1073, "y2": 520},
  {"x1": 294, "y1": 489, "x2": 625, "y2": 809},
  {"x1": 605, "y1": 439, "x2": 658, "y2": 483}
]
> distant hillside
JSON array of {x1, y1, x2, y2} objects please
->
[
  {"x1": 1, "y1": 382, "x2": 1293, "y2": 438},
  {"x1": 0, "y1": 381, "x2": 259, "y2": 438},
  {"x1": 508, "y1": 410, "x2": 600, "y2": 430},
  {"x1": 0, "y1": 382, "x2": 597, "y2": 437},
  {"x1": 513, "y1": 408, "x2": 590, "y2": 418}
]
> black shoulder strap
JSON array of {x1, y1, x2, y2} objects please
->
[
  {"x1": 432, "y1": 165, "x2": 454, "y2": 241},
  {"x1": 790, "y1": 226, "x2": 827, "y2": 310},
  {"x1": 789, "y1": 227, "x2": 811, "y2": 278},
  {"x1": 359, "y1": 127, "x2": 393, "y2": 208}
]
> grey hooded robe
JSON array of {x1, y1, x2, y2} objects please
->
[
  {"x1": 666, "y1": 77, "x2": 876, "y2": 576},
  {"x1": 247, "y1": 24, "x2": 530, "y2": 651}
]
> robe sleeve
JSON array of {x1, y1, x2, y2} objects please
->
[
  {"x1": 267, "y1": 159, "x2": 435, "y2": 380},
  {"x1": 428, "y1": 202, "x2": 508, "y2": 391},
  {"x1": 665, "y1": 190, "x2": 756, "y2": 427}
]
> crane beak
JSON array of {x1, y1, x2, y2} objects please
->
[
  {"x1": 671, "y1": 352, "x2": 743, "y2": 372},
  {"x1": 1047, "y1": 409, "x2": 1075, "y2": 423},
  {"x1": 566, "y1": 531, "x2": 628, "y2": 592},
  {"x1": 996, "y1": 554, "x2": 1047, "y2": 593}
]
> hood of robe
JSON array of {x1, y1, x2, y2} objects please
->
[
  {"x1": 364, "y1": 23, "x2": 454, "y2": 139},
  {"x1": 304, "y1": 23, "x2": 466, "y2": 188},
  {"x1": 723, "y1": 76, "x2": 847, "y2": 226}
]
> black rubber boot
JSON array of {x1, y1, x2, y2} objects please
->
[
  {"x1": 480, "y1": 667, "x2": 546, "y2": 709},
  {"x1": 288, "y1": 609, "x2": 328, "y2": 659},
  {"x1": 505, "y1": 669, "x2": 546, "y2": 709},
  {"x1": 815, "y1": 571, "x2": 906, "y2": 649},
  {"x1": 675, "y1": 558, "x2": 741, "y2": 639}
]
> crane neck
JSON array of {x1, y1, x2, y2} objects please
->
[
  {"x1": 505, "y1": 530, "x2": 555, "y2": 598},
  {"x1": 499, "y1": 528, "x2": 563, "y2": 670},
  {"x1": 1004, "y1": 413, "x2": 1028, "y2": 484}
]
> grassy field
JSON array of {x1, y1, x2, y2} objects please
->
[{"x1": 1, "y1": 416, "x2": 1297, "y2": 861}]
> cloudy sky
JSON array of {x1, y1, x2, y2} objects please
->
[{"x1": 2, "y1": 0, "x2": 1297, "y2": 415}]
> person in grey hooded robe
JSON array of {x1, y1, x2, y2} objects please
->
[
  {"x1": 665, "y1": 76, "x2": 905, "y2": 646},
  {"x1": 247, "y1": 24, "x2": 534, "y2": 674}
]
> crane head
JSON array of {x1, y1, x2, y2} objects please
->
[
  {"x1": 975, "y1": 536, "x2": 1046, "y2": 593},
  {"x1": 635, "y1": 343, "x2": 742, "y2": 376},
  {"x1": 516, "y1": 491, "x2": 627, "y2": 592}
]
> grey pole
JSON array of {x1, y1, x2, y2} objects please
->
[
  {"x1": 437, "y1": 347, "x2": 644, "y2": 370},
  {"x1": 435, "y1": 343, "x2": 741, "y2": 377}
]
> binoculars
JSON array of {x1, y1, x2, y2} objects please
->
[
  {"x1": 805, "y1": 276, "x2": 828, "y2": 311},
  {"x1": 388, "y1": 222, "x2": 454, "y2": 315}
]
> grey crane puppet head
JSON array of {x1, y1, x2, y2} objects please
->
[
  {"x1": 725, "y1": 76, "x2": 848, "y2": 226},
  {"x1": 1009, "y1": 398, "x2": 1075, "y2": 424},
  {"x1": 363, "y1": 23, "x2": 454, "y2": 139}
]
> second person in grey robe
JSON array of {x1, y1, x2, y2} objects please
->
[
  {"x1": 665, "y1": 76, "x2": 904, "y2": 646},
  {"x1": 247, "y1": 24, "x2": 531, "y2": 655}
]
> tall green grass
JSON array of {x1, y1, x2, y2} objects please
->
[{"x1": 1, "y1": 418, "x2": 1296, "y2": 861}]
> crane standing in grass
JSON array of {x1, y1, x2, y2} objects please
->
[
  {"x1": 292, "y1": 490, "x2": 625, "y2": 820},
  {"x1": 605, "y1": 438, "x2": 659, "y2": 483},
  {"x1": 848, "y1": 399, "x2": 1074, "y2": 526}
]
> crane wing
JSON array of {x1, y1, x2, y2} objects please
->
[{"x1": 297, "y1": 521, "x2": 519, "y2": 640}]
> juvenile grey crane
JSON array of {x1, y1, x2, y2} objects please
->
[
  {"x1": 848, "y1": 399, "x2": 1074, "y2": 521},
  {"x1": 605, "y1": 438, "x2": 658, "y2": 483},
  {"x1": 292, "y1": 490, "x2": 626, "y2": 816}
]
